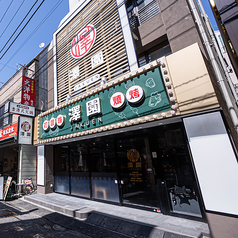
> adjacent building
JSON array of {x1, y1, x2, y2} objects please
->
[
  {"x1": 34, "y1": 0, "x2": 238, "y2": 237},
  {"x1": 209, "y1": 0, "x2": 238, "y2": 77},
  {"x1": 0, "y1": 45, "x2": 50, "y2": 189}
]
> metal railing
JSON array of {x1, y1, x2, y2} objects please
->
[{"x1": 128, "y1": 0, "x2": 160, "y2": 29}]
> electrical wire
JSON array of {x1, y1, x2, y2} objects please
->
[
  {"x1": 0, "y1": 0, "x2": 39, "y2": 54},
  {"x1": 0, "y1": 0, "x2": 45, "y2": 60},
  {"x1": 0, "y1": 0, "x2": 64, "y2": 68},
  {"x1": 0, "y1": 0, "x2": 14, "y2": 24},
  {"x1": 0, "y1": 0, "x2": 26, "y2": 39},
  {"x1": 0, "y1": 0, "x2": 124, "y2": 113},
  {"x1": 0, "y1": 0, "x2": 124, "y2": 103}
]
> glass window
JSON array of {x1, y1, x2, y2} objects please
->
[
  {"x1": 156, "y1": 124, "x2": 202, "y2": 217},
  {"x1": 89, "y1": 138, "x2": 119, "y2": 203},
  {"x1": 138, "y1": 42, "x2": 172, "y2": 67},
  {"x1": 118, "y1": 135, "x2": 160, "y2": 209},
  {"x1": 70, "y1": 143, "x2": 90, "y2": 198},
  {"x1": 54, "y1": 146, "x2": 70, "y2": 194}
]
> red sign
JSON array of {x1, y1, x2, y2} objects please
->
[
  {"x1": 43, "y1": 120, "x2": 49, "y2": 131},
  {"x1": 0, "y1": 122, "x2": 18, "y2": 141},
  {"x1": 126, "y1": 85, "x2": 144, "y2": 104},
  {"x1": 50, "y1": 118, "x2": 57, "y2": 129},
  {"x1": 110, "y1": 92, "x2": 125, "y2": 109},
  {"x1": 71, "y1": 25, "x2": 96, "y2": 59},
  {"x1": 21, "y1": 76, "x2": 35, "y2": 106},
  {"x1": 57, "y1": 115, "x2": 65, "y2": 127}
]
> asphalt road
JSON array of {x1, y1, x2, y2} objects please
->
[{"x1": 0, "y1": 198, "x2": 128, "y2": 238}]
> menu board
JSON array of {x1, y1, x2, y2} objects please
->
[{"x1": 3, "y1": 176, "x2": 12, "y2": 200}]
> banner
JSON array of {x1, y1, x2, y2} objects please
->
[
  {"x1": 0, "y1": 122, "x2": 18, "y2": 142},
  {"x1": 18, "y1": 116, "x2": 33, "y2": 145},
  {"x1": 21, "y1": 76, "x2": 35, "y2": 106}
]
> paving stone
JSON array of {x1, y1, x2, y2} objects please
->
[
  {"x1": 116, "y1": 220, "x2": 141, "y2": 236},
  {"x1": 86, "y1": 212, "x2": 105, "y2": 226},
  {"x1": 136, "y1": 225, "x2": 165, "y2": 238},
  {"x1": 99, "y1": 216, "x2": 122, "y2": 231}
]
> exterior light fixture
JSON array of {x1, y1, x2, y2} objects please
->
[
  {"x1": 170, "y1": 97, "x2": 175, "y2": 101},
  {"x1": 168, "y1": 89, "x2": 173, "y2": 95},
  {"x1": 209, "y1": 0, "x2": 216, "y2": 7},
  {"x1": 171, "y1": 110, "x2": 176, "y2": 115}
]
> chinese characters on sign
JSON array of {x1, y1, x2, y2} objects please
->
[
  {"x1": 9, "y1": 102, "x2": 35, "y2": 117},
  {"x1": 18, "y1": 116, "x2": 33, "y2": 145},
  {"x1": 71, "y1": 25, "x2": 96, "y2": 59},
  {"x1": 21, "y1": 76, "x2": 35, "y2": 106},
  {"x1": 110, "y1": 85, "x2": 144, "y2": 109},
  {"x1": 110, "y1": 92, "x2": 126, "y2": 109},
  {"x1": 69, "y1": 65, "x2": 80, "y2": 80},
  {"x1": 126, "y1": 85, "x2": 144, "y2": 104},
  {"x1": 43, "y1": 115, "x2": 65, "y2": 132},
  {"x1": 69, "y1": 105, "x2": 82, "y2": 122},
  {"x1": 0, "y1": 122, "x2": 18, "y2": 141},
  {"x1": 86, "y1": 98, "x2": 101, "y2": 117},
  {"x1": 91, "y1": 51, "x2": 104, "y2": 68}
]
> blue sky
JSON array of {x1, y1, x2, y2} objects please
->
[
  {"x1": 0, "y1": 0, "x2": 69, "y2": 84},
  {"x1": 0, "y1": 0, "x2": 218, "y2": 84}
]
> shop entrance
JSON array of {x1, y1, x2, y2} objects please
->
[
  {"x1": 117, "y1": 136, "x2": 161, "y2": 210},
  {"x1": 53, "y1": 123, "x2": 203, "y2": 218}
]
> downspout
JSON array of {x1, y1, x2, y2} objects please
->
[
  {"x1": 197, "y1": 0, "x2": 238, "y2": 106},
  {"x1": 187, "y1": 0, "x2": 238, "y2": 134}
]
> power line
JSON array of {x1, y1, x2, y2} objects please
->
[
  {"x1": 0, "y1": 0, "x2": 64, "y2": 73},
  {"x1": 0, "y1": 0, "x2": 26, "y2": 39},
  {"x1": 0, "y1": 0, "x2": 124, "y2": 111},
  {"x1": 0, "y1": 0, "x2": 39, "y2": 54},
  {"x1": 0, "y1": 0, "x2": 46, "y2": 60},
  {"x1": 0, "y1": 0, "x2": 14, "y2": 24}
]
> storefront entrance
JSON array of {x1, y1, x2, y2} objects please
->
[{"x1": 54, "y1": 123, "x2": 203, "y2": 218}]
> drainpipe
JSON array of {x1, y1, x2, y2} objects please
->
[
  {"x1": 197, "y1": 0, "x2": 238, "y2": 106},
  {"x1": 187, "y1": 0, "x2": 238, "y2": 134}
]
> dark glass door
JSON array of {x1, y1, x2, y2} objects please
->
[
  {"x1": 89, "y1": 138, "x2": 120, "y2": 203},
  {"x1": 117, "y1": 136, "x2": 161, "y2": 210},
  {"x1": 155, "y1": 125, "x2": 202, "y2": 217},
  {"x1": 70, "y1": 143, "x2": 90, "y2": 198},
  {"x1": 54, "y1": 145, "x2": 70, "y2": 194}
]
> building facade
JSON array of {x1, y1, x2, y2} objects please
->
[
  {"x1": 34, "y1": 0, "x2": 238, "y2": 237},
  {"x1": 209, "y1": 0, "x2": 238, "y2": 77},
  {"x1": 0, "y1": 45, "x2": 50, "y2": 192}
]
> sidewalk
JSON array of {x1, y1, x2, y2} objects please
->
[{"x1": 21, "y1": 193, "x2": 210, "y2": 238}]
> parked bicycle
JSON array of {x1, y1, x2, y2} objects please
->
[{"x1": 22, "y1": 178, "x2": 37, "y2": 195}]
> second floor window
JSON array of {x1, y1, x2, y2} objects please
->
[{"x1": 126, "y1": 0, "x2": 160, "y2": 29}]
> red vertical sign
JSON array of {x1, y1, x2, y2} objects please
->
[{"x1": 21, "y1": 76, "x2": 35, "y2": 107}]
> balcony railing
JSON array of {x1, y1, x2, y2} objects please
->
[{"x1": 128, "y1": 0, "x2": 160, "y2": 30}]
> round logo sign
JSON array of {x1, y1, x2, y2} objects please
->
[
  {"x1": 57, "y1": 115, "x2": 65, "y2": 127},
  {"x1": 21, "y1": 121, "x2": 31, "y2": 132},
  {"x1": 50, "y1": 118, "x2": 57, "y2": 130},
  {"x1": 43, "y1": 120, "x2": 49, "y2": 131},
  {"x1": 126, "y1": 85, "x2": 144, "y2": 104},
  {"x1": 110, "y1": 92, "x2": 126, "y2": 109},
  {"x1": 71, "y1": 25, "x2": 96, "y2": 59},
  {"x1": 127, "y1": 149, "x2": 140, "y2": 162}
]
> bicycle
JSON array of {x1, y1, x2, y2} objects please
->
[{"x1": 22, "y1": 178, "x2": 37, "y2": 195}]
